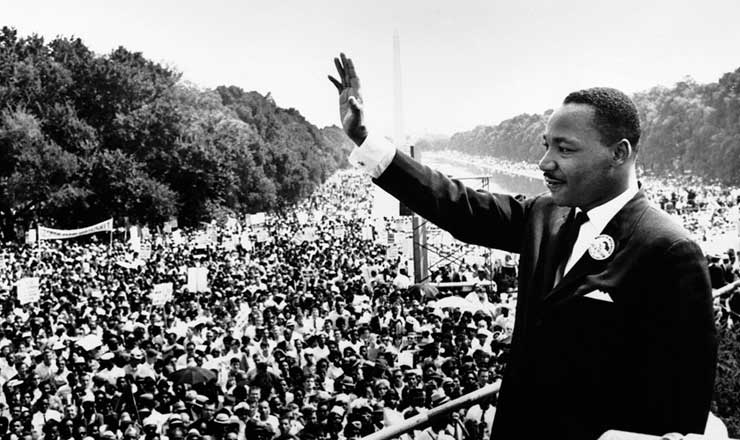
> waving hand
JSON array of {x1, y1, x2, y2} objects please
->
[{"x1": 328, "y1": 53, "x2": 368, "y2": 146}]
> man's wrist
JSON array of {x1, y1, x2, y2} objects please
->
[
  {"x1": 350, "y1": 127, "x2": 368, "y2": 146},
  {"x1": 348, "y1": 132, "x2": 396, "y2": 178}
]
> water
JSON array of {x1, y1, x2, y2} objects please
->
[{"x1": 423, "y1": 153, "x2": 545, "y2": 197}]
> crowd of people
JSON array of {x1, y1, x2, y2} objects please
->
[
  {"x1": 0, "y1": 165, "x2": 737, "y2": 440},
  {"x1": 0, "y1": 170, "x2": 516, "y2": 440}
]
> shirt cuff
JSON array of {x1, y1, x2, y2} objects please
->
[{"x1": 348, "y1": 133, "x2": 396, "y2": 178}]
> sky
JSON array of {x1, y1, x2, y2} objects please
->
[{"x1": 4, "y1": 0, "x2": 740, "y2": 140}]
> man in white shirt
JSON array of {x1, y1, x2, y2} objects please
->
[{"x1": 329, "y1": 53, "x2": 716, "y2": 440}]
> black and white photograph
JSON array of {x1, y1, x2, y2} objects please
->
[{"x1": 1, "y1": 1, "x2": 740, "y2": 439}]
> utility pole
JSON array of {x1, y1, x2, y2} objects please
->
[
  {"x1": 409, "y1": 146, "x2": 429, "y2": 283},
  {"x1": 394, "y1": 30, "x2": 428, "y2": 283}
]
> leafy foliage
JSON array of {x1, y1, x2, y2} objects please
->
[
  {"x1": 713, "y1": 323, "x2": 740, "y2": 437},
  {"x1": 0, "y1": 27, "x2": 349, "y2": 239}
]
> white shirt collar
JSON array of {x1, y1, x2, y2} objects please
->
[{"x1": 578, "y1": 177, "x2": 639, "y2": 233}]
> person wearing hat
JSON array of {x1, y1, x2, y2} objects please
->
[
  {"x1": 207, "y1": 412, "x2": 231, "y2": 438},
  {"x1": 96, "y1": 352, "x2": 125, "y2": 386},
  {"x1": 330, "y1": 55, "x2": 716, "y2": 439}
]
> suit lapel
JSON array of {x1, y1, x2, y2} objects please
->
[{"x1": 543, "y1": 191, "x2": 649, "y2": 304}]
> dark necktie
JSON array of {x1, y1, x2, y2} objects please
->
[{"x1": 553, "y1": 210, "x2": 589, "y2": 286}]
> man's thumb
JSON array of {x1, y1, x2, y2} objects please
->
[{"x1": 348, "y1": 96, "x2": 363, "y2": 113}]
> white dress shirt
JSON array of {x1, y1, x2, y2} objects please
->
[{"x1": 564, "y1": 180, "x2": 638, "y2": 276}]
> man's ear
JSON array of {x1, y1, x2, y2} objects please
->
[{"x1": 612, "y1": 139, "x2": 633, "y2": 165}]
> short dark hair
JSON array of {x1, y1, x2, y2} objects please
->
[{"x1": 563, "y1": 87, "x2": 641, "y2": 150}]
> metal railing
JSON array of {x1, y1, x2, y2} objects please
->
[
  {"x1": 361, "y1": 382, "x2": 500, "y2": 440},
  {"x1": 360, "y1": 383, "x2": 733, "y2": 440}
]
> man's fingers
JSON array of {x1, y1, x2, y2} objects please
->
[
  {"x1": 345, "y1": 57, "x2": 360, "y2": 89},
  {"x1": 340, "y1": 53, "x2": 351, "y2": 84},
  {"x1": 334, "y1": 57, "x2": 346, "y2": 84},
  {"x1": 328, "y1": 75, "x2": 343, "y2": 93}
]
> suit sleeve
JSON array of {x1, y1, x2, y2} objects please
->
[
  {"x1": 634, "y1": 238, "x2": 717, "y2": 435},
  {"x1": 373, "y1": 150, "x2": 529, "y2": 254}
]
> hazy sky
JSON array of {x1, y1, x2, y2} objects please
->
[{"x1": 5, "y1": 0, "x2": 740, "y2": 139}]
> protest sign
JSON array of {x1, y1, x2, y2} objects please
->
[
  {"x1": 250, "y1": 212, "x2": 266, "y2": 226},
  {"x1": 256, "y1": 230, "x2": 270, "y2": 243},
  {"x1": 25, "y1": 229, "x2": 36, "y2": 245},
  {"x1": 377, "y1": 229, "x2": 388, "y2": 246},
  {"x1": 139, "y1": 243, "x2": 152, "y2": 260},
  {"x1": 194, "y1": 233, "x2": 209, "y2": 249},
  {"x1": 17, "y1": 277, "x2": 40, "y2": 305},
  {"x1": 150, "y1": 283, "x2": 173, "y2": 306},
  {"x1": 187, "y1": 267, "x2": 209, "y2": 292},
  {"x1": 129, "y1": 226, "x2": 140, "y2": 251},
  {"x1": 303, "y1": 227, "x2": 318, "y2": 242}
]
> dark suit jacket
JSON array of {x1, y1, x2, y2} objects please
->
[{"x1": 374, "y1": 151, "x2": 717, "y2": 440}]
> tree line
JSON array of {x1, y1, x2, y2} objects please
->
[
  {"x1": 417, "y1": 71, "x2": 740, "y2": 186},
  {"x1": 0, "y1": 27, "x2": 354, "y2": 240}
]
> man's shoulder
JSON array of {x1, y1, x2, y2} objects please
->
[
  {"x1": 634, "y1": 202, "x2": 697, "y2": 248},
  {"x1": 523, "y1": 192, "x2": 571, "y2": 222}
]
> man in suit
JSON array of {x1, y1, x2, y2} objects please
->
[{"x1": 328, "y1": 53, "x2": 717, "y2": 439}]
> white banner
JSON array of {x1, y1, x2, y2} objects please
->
[
  {"x1": 17, "y1": 277, "x2": 40, "y2": 305},
  {"x1": 38, "y1": 219, "x2": 113, "y2": 241}
]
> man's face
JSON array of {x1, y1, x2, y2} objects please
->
[
  {"x1": 540, "y1": 103, "x2": 619, "y2": 211},
  {"x1": 202, "y1": 403, "x2": 215, "y2": 419},
  {"x1": 258, "y1": 402, "x2": 270, "y2": 417},
  {"x1": 279, "y1": 418, "x2": 291, "y2": 434}
]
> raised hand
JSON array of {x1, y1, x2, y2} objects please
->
[{"x1": 328, "y1": 53, "x2": 368, "y2": 146}]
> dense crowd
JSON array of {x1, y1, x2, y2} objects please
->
[
  {"x1": 0, "y1": 170, "x2": 517, "y2": 440},
  {"x1": 0, "y1": 166, "x2": 737, "y2": 440}
]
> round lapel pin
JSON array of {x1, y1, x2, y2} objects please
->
[{"x1": 588, "y1": 234, "x2": 615, "y2": 260}]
